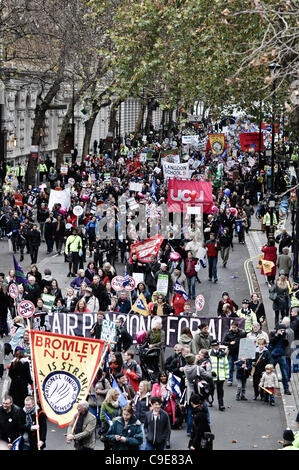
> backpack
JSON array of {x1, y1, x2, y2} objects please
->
[{"x1": 192, "y1": 367, "x2": 215, "y2": 404}]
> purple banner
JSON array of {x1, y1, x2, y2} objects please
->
[{"x1": 48, "y1": 312, "x2": 245, "y2": 348}]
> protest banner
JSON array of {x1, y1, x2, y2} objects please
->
[
  {"x1": 104, "y1": 173, "x2": 111, "y2": 184},
  {"x1": 167, "y1": 179, "x2": 213, "y2": 213},
  {"x1": 48, "y1": 188, "x2": 71, "y2": 211},
  {"x1": 161, "y1": 149, "x2": 180, "y2": 163},
  {"x1": 129, "y1": 182, "x2": 143, "y2": 192},
  {"x1": 239, "y1": 132, "x2": 264, "y2": 152},
  {"x1": 131, "y1": 294, "x2": 151, "y2": 317},
  {"x1": 30, "y1": 330, "x2": 106, "y2": 427},
  {"x1": 48, "y1": 312, "x2": 245, "y2": 349},
  {"x1": 162, "y1": 161, "x2": 190, "y2": 180},
  {"x1": 132, "y1": 272, "x2": 144, "y2": 285},
  {"x1": 208, "y1": 134, "x2": 225, "y2": 154},
  {"x1": 130, "y1": 234, "x2": 164, "y2": 263}
]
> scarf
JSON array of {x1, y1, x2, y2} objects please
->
[
  {"x1": 152, "y1": 329, "x2": 161, "y2": 344},
  {"x1": 75, "y1": 410, "x2": 87, "y2": 435},
  {"x1": 23, "y1": 405, "x2": 35, "y2": 427}
]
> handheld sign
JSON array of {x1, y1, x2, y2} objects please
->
[
  {"x1": 123, "y1": 276, "x2": 136, "y2": 292},
  {"x1": 18, "y1": 300, "x2": 35, "y2": 318},
  {"x1": 73, "y1": 205, "x2": 83, "y2": 217},
  {"x1": 195, "y1": 295, "x2": 205, "y2": 312},
  {"x1": 238, "y1": 337, "x2": 256, "y2": 360},
  {"x1": 111, "y1": 276, "x2": 125, "y2": 292},
  {"x1": 9, "y1": 283, "x2": 18, "y2": 299}
]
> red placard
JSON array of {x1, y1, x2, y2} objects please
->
[
  {"x1": 167, "y1": 179, "x2": 213, "y2": 213},
  {"x1": 239, "y1": 132, "x2": 264, "y2": 151}
]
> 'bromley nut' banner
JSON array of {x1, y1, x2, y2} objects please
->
[
  {"x1": 167, "y1": 179, "x2": 213, "y2": 213},
  {"x1": 30, "y1": 331, "x2": 105, "y2": 427}
]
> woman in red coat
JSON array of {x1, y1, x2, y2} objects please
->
[
  {"x1": 170, "y1": 292, "x2": 186, "y2": 316},
  {"x1": 260, "y1": 239, "x2": 277, "y2": 284}
]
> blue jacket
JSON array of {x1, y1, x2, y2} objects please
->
[
  {"x1": 235, "y1": 359, "x2": 252, "y2": 380},
  {"x1": 106, "y1": 415, "x2": 143, "y2": 450}
]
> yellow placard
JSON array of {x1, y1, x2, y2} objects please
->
[{"x1": 30, "y1": 331, "x2": 105, "y2": 428}]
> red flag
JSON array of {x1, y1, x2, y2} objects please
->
[{"x1": 130, "y1": 234, "x2": 164, "y2": 263}]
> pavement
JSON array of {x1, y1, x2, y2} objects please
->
[{"x1": 246, "y1": 213, "x2": 299, "y2": 432}]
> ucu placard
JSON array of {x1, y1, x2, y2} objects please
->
[{"x1": 167, "y1": 179, "x2": 213, "y2": 213}]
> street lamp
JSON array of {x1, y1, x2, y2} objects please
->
[{"x1": 268, "y1": 62, "x2": 281, "y2": 238}]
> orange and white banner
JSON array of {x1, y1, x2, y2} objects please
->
[{"x1": 30, "y1": 330, "x2": 106, "y2": 428}]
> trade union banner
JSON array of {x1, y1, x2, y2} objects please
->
[
  {"x1": 167, "y1": 179, "x2": 213, "y2": 213},
  {"x1": 208, "y1": 133, "x2": 225, "y2": 155},
  {"x1": 161, "y1": 148, "x2": 180, "y2": 163},
  {"x1": 30, "y1": 330, "x2": 106, "y2": 428},
  {"x1": 239, "y1": 132, "x2": 264, "y2": 151},
  {"x1": 48, "y1": 312, "x2": 245, "y2": 349}
]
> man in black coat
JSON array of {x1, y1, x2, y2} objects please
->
[
  {"x1": 24, "y1": 275, "x2": 41, "y2": 306},
  {"x1": 0, "y1": 395, "x2": 25, "y2": 449},
  {"x1": 21, "y1": 396, "x2": 47, "y2": 450},
  {"x1": 28, "y1": 224, "x2": 41, "y2": 264},
  {"x1": 188, "y1": 394, "x2": 212, "y2": 451},
  {"x1": 115, "y1": 318, "x2": 133, "y2": 352},
  {"x1": 145, "y1": 255, "x2": 160, "y2": 294},
  {"x1": 144, "y1": 397, "x2": 171, "y2": 450},
  {"x1": 91, "y1": 275, "x2": 110, "y2": 311},
  {"x1": 223, "y1": 321, "x2": 246, "y2": 386}
]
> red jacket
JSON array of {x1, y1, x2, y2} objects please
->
[
  {"x1": 184, "y1": 258, "x2": 198, "y2": 277},
  {"x1": 171, "y1": 293, "x2": 186, "y2": 315},
  {"x1": 204, "y1": 240, "x2": 220, "y2": 257},
  {"x1": 261, "y1": 245, "x2": 277, "y2": 277}
]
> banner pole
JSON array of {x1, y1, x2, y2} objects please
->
[{"x1": 27, "y1": 319, "x2": 41, "y2": 450}]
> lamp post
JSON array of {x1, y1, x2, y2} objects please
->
[{"x1": 268, "y1": 62, "x2": 281, "y2": 239}]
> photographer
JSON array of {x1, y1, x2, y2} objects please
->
[{"x1": 268, "y1": 324, "x2": 291, "y2": 395}]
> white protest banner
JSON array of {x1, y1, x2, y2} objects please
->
[
  {"x1": 139, "y1": 153, "x2": 147, "y2": 163},
  {"x1": 18, "y1": 300, "x2": 35, "y2": 319},
  {"x1": 238, "y1": 337, "x2": 256, "y2": 359},
  {"x1": 129, "y1": 182, "x2": 143, "y2": 192},
  {"x1": 156, "y1": 274, "x2": 169, "y2": 296},
  {"x1": 111, "y1": 276, "x2": 125, "y2": 291},
  {"x1": 195, "y1": 295, "x2": 205, "y2": 312},
  {"x1": 60, "y1": 164, "x2": 68, "y2": 175},
  {"x1": 73, "y1": 205, "x2": 84, "y2": 217},
  {"x1": 162, "y1": 162, "x2": 190, "y2": 180},
  {"x1": 187, "y1": 206, "x2": 202, "y2": 215},
  {"x1": 41, "y1": 294, "x2": 56, "y2": 312},
  {"x1": 104, "y1": 173, "x2": 111, "y2": 184},
  {"x1": 182, "y1": 135, "x2": 199, "y2": 145},
  {"x1": 48, "y1": 188, "x2": 71, "y2": 211}
]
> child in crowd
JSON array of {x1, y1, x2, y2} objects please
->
[
  {"x1": 235, "y1": 357, "x2": 252, "y2": 401},
  {"x1": 259, "y1": 364, "x2": 279, "y2": 406}
]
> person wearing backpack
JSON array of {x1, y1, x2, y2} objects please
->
[
  {"x1": 188, "y1": 394, "x2": 213, "y2": 451},
  {"x1": 183, "y1": 354, "x2": 211, "y2": 437}
]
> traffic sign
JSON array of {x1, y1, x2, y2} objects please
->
[
  {"x1": 9, "y1": 283, "x2": 18, "y2": 299},
  {"x1": 195, "y1": 295, "x2": 205, "y2": 312},
  {"x1": 111, "y1": 276, "x2": 125, "y2": 292},
  {"x1": 17, "y1": 300, "x2": 35, "y2": 318}
]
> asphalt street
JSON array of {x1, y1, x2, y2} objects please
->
[{"x1": 0, "y1": 231, "x2": 286, "y2": 450}]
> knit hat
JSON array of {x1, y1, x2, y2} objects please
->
[
  {"x1": 283, "y1": 428, "x2": 294, "y2": 443},
  {"x1": 184, "y1": 354, "x2": 195, "y2": 365},
  {"x1": 278, "y1": 323, "x2": 287, "y2": 330}
]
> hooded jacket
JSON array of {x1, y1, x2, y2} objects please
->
[{"x1": 106, "y1": 415, "x2": 143, "y2": 450}]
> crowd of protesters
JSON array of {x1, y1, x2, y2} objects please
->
[{"x1": 0, "y1": 118, "x2": 299, "y2": 450}]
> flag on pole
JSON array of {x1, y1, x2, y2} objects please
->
[
  {"x1": 30, "y1": 330, "x2": 106, "y2": 427},
  {"x1": 12, "y1": 254, "x2": 29, "y2": 284},
  {"x1": 150, "y1": 178, "x2": 157, "y2": 202},
  {"x1": 167, "y1": 373, "x2": 182, "y2": 399},
  {"x1": 131, "y1": 293, "x2": 151, "y2": 316},
  {"x1": 11, "y1": 436, "x2": 23, "y2": 450},
  {"x1": 173, "y1": 280, "x2": 189, "y2": 301},
  {"x1": 112, "y1": 378, "x2": 127, "y2": 406}
]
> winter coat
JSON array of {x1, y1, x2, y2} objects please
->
[
  {"x1": 143, "y1": 408, "x2": 170, "y2": 447},
  {"x1": 8, "y1": 358, "x2": 33, "y2": 408},
  {"x1": 106, "y1": 415, "x2": 143, "y2": 450},
  {"x1": 21, "y1": 406, "x2": 47, "y2": 450},
  {"x1": 236, "y1": 308, "x2": 257, "y2": 333},
  {"x1": 193, "y1": 331, "x2": 212, "y2": 353},
  {"x1": 188, "y1": 404, "x2": 211, "y2": 451},
  {"x1": 178, "y1": 334, "x2": 197, "y2": 355},
  {"x1": 184, "y1": 258, "x2": 198, "y2": 278},
  {"x1": 223, "y1": 328, "x2": 246, "y2": 356},
  {"x1": 184, "y1": 364, "x2": 212, "y2": 402},
  {"x1": 269, "y1": 330, "x2": 289, "y2": 358},
  {"x1": 134, "y1": 393, "x2": 151, "y2": 424},
  {"x1": 259, "y1": 371, "x2": 279, "y2": 389},
  {"x1": 270, "y1": 283, "x2": 289, "y2": 311},
  {"x1": 171, "y1": 293, "x2": 186, "y2": 316},
  {"x1": 67, "y1": 411, "x2": 96, "y2": 450},
  {"x1": 252, "y1": 348, "x2": 271, "y2": 376},
  {"x1": 0, "y1": 404, "x2": 25, "y2": 444},
  {"x1": 235, "y1": 360, "x2": 252, "y2": 380},
  {"x1": 100, "y1": 401, "x2": 122, "y2": 433}
]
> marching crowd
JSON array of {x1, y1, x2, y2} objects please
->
[{"x1": 0, "y1": 121, "x2": 299, "y2": 451}]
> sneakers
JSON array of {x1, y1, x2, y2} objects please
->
[{"x1": 227, "y1": 381, "x2": 232, "y2": 386}]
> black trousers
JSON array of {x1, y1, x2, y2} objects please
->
[
  {"x1": 213, "y1": 380, "x2": 224, "y2": 407},
  {"x1": 30, "y1": 246, "x2": 39, "y2": 263}
]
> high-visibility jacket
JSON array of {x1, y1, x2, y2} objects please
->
[
  {"x1": 236, "y1": 308, "x2": 257, "y2": 333},
  {"x1": 65, "y1": 235, "x2": 83, "y2": 254},
  {"x1": 210, "y1": 349, "x2": 229, "y2": 381},
  {"x1": 15, "y1": 166, "x2": 25, "y2": 177},
  {"x1": 290, "y1": 289, "x2": 299, "y2": 308},
  {"x1": 6, "y1": 165, "x2": 14, "y2": 175},
  {"x1": 263, "y1": 212, "x2": 277, "y2": 227},
  {"x1": 39, "y1": 163, "x2": 48, "y2": 173}
]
